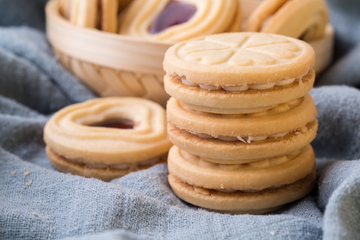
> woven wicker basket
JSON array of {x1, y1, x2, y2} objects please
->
[{"x1": 46, "y1": 0, "x2": 333, "y2": 107}]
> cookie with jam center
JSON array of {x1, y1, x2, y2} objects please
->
[
  {"x1": 119, "y1": 0, "x2": 242, "y2": 42},
  {"x1": 44, "y1": 97, "x2": 173, "y2": 181}
]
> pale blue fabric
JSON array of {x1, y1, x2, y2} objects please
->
[{"x1": 1, "y1": 0, "x2": 360, "y2": 239}]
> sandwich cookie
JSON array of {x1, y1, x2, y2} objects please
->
[
  {"x1": 164, "y1": 32, "x2": 315, "y2": 114},
  {"x1": 168, "y1": 169, "x2": 316, "y2": 214},
  {"x1": 119, "y1": 0, "x2": 242, "y2": 42},
  {"x1": 243, "y1": 0, "x2": 328, "y2": 41},
  {"x1": 44, "y1": 97, "x2": 173, "y2": 181},
  {"x1": 168, "y1": 144, "x2": 315, "y2": 192},
  {"x1": 167, "y1": 94, "x2": 317, "y2": 162},
  {"x1": 168, "y1": 144, "x2": 316, "y2": 214}
]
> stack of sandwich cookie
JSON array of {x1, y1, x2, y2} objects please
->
[{"x1": 163, "y1": 32, "x2": 318, "y2": 214}]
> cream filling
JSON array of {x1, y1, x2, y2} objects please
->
[
  {"x1": 188, "y1": 130, "x2": 289, "y2": 143},
  {"x1": 181, "y1": 77, "x2": 297, "y2": 91},
  {"x1": 192, "y1": 183, "x2": 286, "y2": 195},
  {"x1": 180, "y1": 97, "x2": 302, "y2": 118},
  {"x1": 193, "y1": 151, "x2": 298, "y2": 171},
  {"x1": 67, "y1": 156, "x2": 163, "y2": 170}
]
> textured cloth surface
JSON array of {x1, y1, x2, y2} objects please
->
[{"x1": 1, "y1": 0, "x2": 360, "y2": 239}]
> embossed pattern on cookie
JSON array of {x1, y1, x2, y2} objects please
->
[{"x1": 165, "y1": 32, "x2": 315, "y2": 85}]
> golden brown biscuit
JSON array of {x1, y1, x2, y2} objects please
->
[
  {"x1": 308, "y1": 24, "x2": 334, "y2": 74},
  {"x1": 69, "y1": 0, "x2": 119, "y2": 32},
  {"x1": 46, "y1": 146, "x2": 167, "y2": 182},
  {"x1": 163, "y1": 32, "x2": 315, "y2": 114},
  {"x1": 118, "y1": 0, "x2": 133, "y2": 11},
  {"x1": 168, "y1": 145, "x2": 315, "y2": 191},
  {"x1": 101, "y1": 0, "x2": 119, "y2": 33},
  {"x1": 165, "y1": 70, "x2": 314, "y2": 114},
  {"x1": 70, "y1": 0, "x2": 98, "y2": 28},
  {"x1": 119, "y1": 0, "x2": 242, "y2": 42},
  {"x1": 168, "y1": 169, "x2": 316, "y2": 214},
  {"x1": 59, "y1": 0, "x2": 72, "y2": 19},
  {"x1": 163, "y1": 32, "x2": 317, "y2": 214},
  {"x1": 44, "y1": 97, "x2": 173, "y2": 181},
  {"x1": 243, "y1": 0, "x2": 287, "y2": 32},
  {"x1": 244, "y1": 0, "x2": 328, "y2": 41},
  {"x1": 167, "y1": 94, "x2": 317, "y2": 163}
]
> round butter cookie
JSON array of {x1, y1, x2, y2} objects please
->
[
  {"x1": 119, "y1": 0, "x2": 242, "y2": 42},
  {"x1": 243, "y1": 0, "x2": 328, "y2": 41},
  {"x1": 163, "y1": 32, "x2": 315, "y2": 114},
  {"x1": 167, "y1": 94, "x2": 317, "y2": 163},
  {"x1": 168, "y1": 145, "x2": 315, "y2": 192},
  {"x1": 168, "y1": 169, "x2": 316, "y2": 214},
  {"x1": 44, "y1": 97, "x2": 173, "y2": 181}
]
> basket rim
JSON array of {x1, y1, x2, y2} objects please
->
[
  {"x1": 46, "y1": 0, "x2": 174, "y2": 46},
  {"x1": 46, "y1": 0, "x2": 334, "y2": 46},
  {"x1": 46, "y1": 0, "x2": 333, "y2": 74},
  {"x1": 46, "y1": 0, "x2": 172, "y2": 75}
]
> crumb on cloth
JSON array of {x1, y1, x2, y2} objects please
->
[{"x1": 25, "y1": 180, "x2": 32, "y2": 186}]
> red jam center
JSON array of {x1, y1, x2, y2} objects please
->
[
  {"x1": 90, "y1": 119, "x2": 135, "y2": 129},
  {"x1": 149, "y1": 1, "x2": 196, "y2": 34}
]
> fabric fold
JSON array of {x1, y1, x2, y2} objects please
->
[{"x1": 1, "y1": 0, "x2": 360, "y2": 239}]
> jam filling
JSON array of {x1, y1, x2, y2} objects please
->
[
  {"x1": 90, "y1": 118, "x2": 135, "y2": 129},
  {"x1": 149, "y1": 1, "x2": 196, "y2": 34}
]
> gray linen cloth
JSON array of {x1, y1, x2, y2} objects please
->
[{"x1": 1, "y1": 0, "x2": 360, "y2": 239}]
